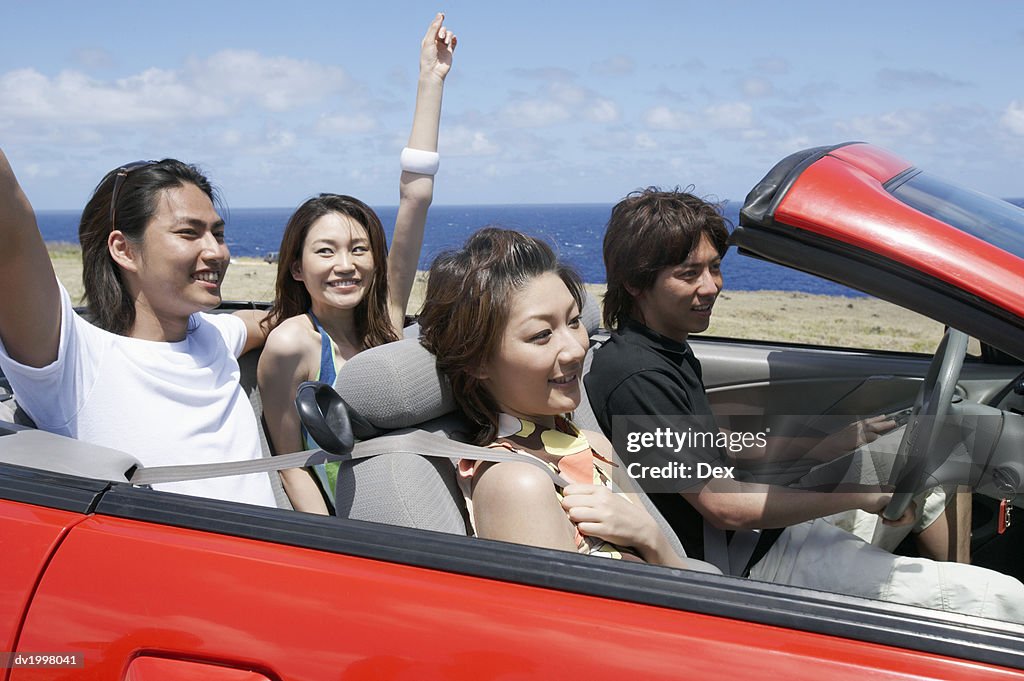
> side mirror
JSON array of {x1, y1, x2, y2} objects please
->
[{"x1": 294, "y1": 381, "x2": 382, "y2": 456}]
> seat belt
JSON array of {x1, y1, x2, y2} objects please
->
[
  {"x1": 702, "y1": 522, "x2": 762, "y2": 577},
  {"x1": 128, "y1": 427, "x2": 727, "y2": 572},
  {"x1": 128, "y1": 428, "x2": 571, "y2": 488}
]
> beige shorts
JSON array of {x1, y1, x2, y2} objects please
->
[
  {"x1": 825, "y1": 485, "x2": 954, "y2": 552},
  {"x1": 749, "y1": 518, "x2": 1024, "y2": 623}
]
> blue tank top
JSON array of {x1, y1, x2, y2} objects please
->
[{"x1": 305, "y1": 311, "x2": 341, "y2": 505}]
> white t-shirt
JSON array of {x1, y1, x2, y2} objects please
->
[{"x1": 0, "y1": 283, "x2": 276, "y2": 507}]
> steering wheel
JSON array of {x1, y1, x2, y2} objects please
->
[{"x1": 882, "y1": 328, "x2": 970, "y2": 521}]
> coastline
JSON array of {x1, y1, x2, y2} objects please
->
[{"x1": 48, "y1": 245, "x2": 945, "y2": 353}]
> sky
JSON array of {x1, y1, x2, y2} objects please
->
[{"x1": 2, "y1": 1, "x2": 1022, "y2": 210}]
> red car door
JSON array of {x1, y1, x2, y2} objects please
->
[{"x1": 8, "y1": 483, "x2": 1024, "y2": 680}]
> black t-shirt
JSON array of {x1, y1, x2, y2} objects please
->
[
  {"x1": 586, "y1": 318, "x2": 728, "y2": 478},
  {"x1": 585, "y1": 319, "x2": 780, "y2": 567}
]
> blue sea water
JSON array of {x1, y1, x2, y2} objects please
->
[{"x1": 32, "y1": 198, "x2": 1024, "y2": 296}]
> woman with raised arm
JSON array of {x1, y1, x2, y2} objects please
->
[
  {"x1": 417, "y1": 228, "x2": 693, "y2": 568},
  {"x1": 0, "y1": 152, "x2": 274, "y2": 506},
  {"x1": 258, "y1": 14, "x2": 457, "y2": 513}
]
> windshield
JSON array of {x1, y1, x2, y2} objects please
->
[{"x1": 890, "y1": 172, "x2": 1024, "y2": 260}]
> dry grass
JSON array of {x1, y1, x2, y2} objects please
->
[
  {"x1": 49, "y1": 244, "x2": 277, "y2": 306},
  {"x1": 49, "y1": 243, "x2": 946, "y2": 353}
]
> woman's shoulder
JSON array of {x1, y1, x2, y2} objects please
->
[
  {"x1": 266, "y1": 314, "x2": 317, "y2": 341},
  {"x1": 262, "y1": 315, "x2": 319, "y2": 359},
  {"x1": 471, "y1": 459, "x2": 557, "y2": 499}
]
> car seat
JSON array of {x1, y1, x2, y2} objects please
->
[
  {"x1": 326, "y1": 295, "x2": 720, "y2": 572},
  {"x1": 236, "y1": 347, "x2": 294, "y2": 510}
]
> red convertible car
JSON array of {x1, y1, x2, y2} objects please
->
[{"x1": 2, "y1": 141, "x2": 1024, "y2": 679}]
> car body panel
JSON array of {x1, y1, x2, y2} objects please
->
[
  {"x1": 123, "y1": 656, "x2": 274, "y2": 681},
  {"x1": 0, "y1": 502, "x2": 86, "y2": 659},
  {"x1": 7, "y1": 511, "x2": 1023, "y2": 681},
  {"x1": 762, "y1": 145, "x2": 1024, "y2": 319},
  {"x1": 828, "y1": 142, "x2": 912, "y2": 182}
]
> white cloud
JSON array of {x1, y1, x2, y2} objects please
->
[
  {"x1": 443, "y1": 127, "x2": 500, "y2": 156},
  {"x1": 553, "y1": 84, "x2": 588, "y2": 106},
  {"x1": 740, "y1": 78, "x2": 773, "y2": 98},
  {"x1": 265, "y1": 129, "x2": 297, "y2": 151},
  {"x1": 22, "y1": 163, "x2": 60, "y2": 179},
  {"x1": 511, "y1": 67, "x2": 577, "y2": 83},
  {"x1": 836, "y1": 110, "x2": 934, "y2": 143},
  {"x1": 188, "y1": 50, "x2": 349, "y2": 112},
  {"x1": 591, "y1": 55, "x2": 635, "y2": 77},
  {"x1": 502, "y1": 99, "x2": 572, "y2": 127},
  {"x1": 220, "y1": 129, "x2": 244, "y2": 147},
  {"x1": 645, "y1": 105, "x2": 694, "y2": 130},
  {"x1": 705, "y1": 102, "x2": 753, "y2": 129},
  {"x1": 72, "y1": 47, "x2": 115, "y2": 71},
  {"x1": 755, "y1": 57, "x2": 789, "y2": 75},
  {"x1": 203, "y1": 126, "x2": 299, "y2": 156},
  {"x1": 315, "y1": 113, "x2": 377, "y2": 135},
  {"x1": 586, "y1": 99, "x2": 620, "y2": 123},
  {"x1": 634, "y1": 133, "x2": 658, "y2": 150},
  {"x1": 875, "y1": 68, "x2": 970, "y2": 92},
  {"x1": 646, "y1": 102, "x2": 753, "y2": 131},
  {"x1": 496, "y1": 71, "x2": 621, "y2": 129},
  {"x1": 0, "y1": 50, "x2": 350, "y2": 126},
  {"x1": 0, "y1": 67, "x2": 230, "y2": 123},
  {"x1": 1001, "y1": 100, "x2": 1024, "y2": 136}
]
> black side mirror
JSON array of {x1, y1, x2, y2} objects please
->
[{"x1": 294, "y1": 381, "x2": 382, "y2": 456}]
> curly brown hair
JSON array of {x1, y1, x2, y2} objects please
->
[{"x1": 419, "y1": 228, "x2": 583, "y2": 445}]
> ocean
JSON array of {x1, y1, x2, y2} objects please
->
[{"x1": 30, "y1": 199, "x2": 1024, "y2": 296}]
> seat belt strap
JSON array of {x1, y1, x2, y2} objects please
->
[
  {"x1": 728, "y1": 527, "x2": 762, "y2": 577},
  {"x1": 702, "y1": 521, "x2": 761, "y2": 577},
  {"x1": 128, "y1": 428, "x2": 570, "y2": 488},
  {"x1": 703, "y1": 522, "x2": 730, "y2": 574}
]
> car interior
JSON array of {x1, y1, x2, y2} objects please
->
[{"x1": 3, "y1": 283, "x2": 1024, "y2": 587}]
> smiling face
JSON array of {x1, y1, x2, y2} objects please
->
[
  {"x1": 291, "y1": 212, "x2": 376, "y2": 316},
  {"x1": 117, "y1": 183, "x2": 229, "y2": 338},
  {"x1": 480, "y1": 272, "x2": 589, "y2": 428},
  {"x1": 632, "y1": 233, "x2": 723, "y2": 343}
]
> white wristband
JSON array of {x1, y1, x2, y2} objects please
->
[{"x1": 400, "y1": 147, "x2": 440, "y2": 175}]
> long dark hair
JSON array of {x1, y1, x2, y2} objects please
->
[
  {"x1": 263, "y1": 194, "x2": 398, "y2": 349},
  {"x1": 419, "y1": 228, "x2": 584, "y2": 445},
  {"x1": 78, "y1": 159, "x2": 218, "y2": 334},
  {"x1": 602, "y1": 187, "x2": 730, "y2": 331}
]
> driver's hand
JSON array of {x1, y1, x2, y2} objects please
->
[
  {"x1": 808, "y1": 415, "x2": 898, "y2": 461},
  {"x1": 879, "y1": 499, "x2": 919, "y2": 527},
  {"x1": 841, "y1": 414, "x2": 899, "y2": 448},
  {"x1": 859, "y1": 492, "x2": 918, "y2": 527}
]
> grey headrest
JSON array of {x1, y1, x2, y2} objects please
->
[
  {"x1": 334, "y1": 338, "x2": 456, "y2": 429},
  {"x1": 580, "y1": 290, "x2": 602, "y2": 336},
  {"x1": 335, "y1": 291, "x2": 601, "y2": 430}
]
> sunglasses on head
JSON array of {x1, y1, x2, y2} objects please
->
[{"x1": 109, "y1": 160, "x2": 158, "y2": 230}]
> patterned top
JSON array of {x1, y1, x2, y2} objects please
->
[{"x1": 459, "y1": 413, "x2": 643, "y2": 562}]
